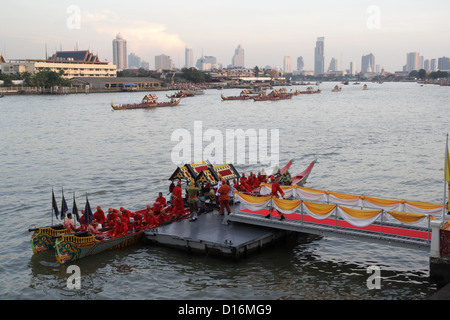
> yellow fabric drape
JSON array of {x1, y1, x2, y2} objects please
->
[
  {"x1": 303, "y1": 201, "x2": 336, "y2": 215},
  {"x1": 329, "y1": 191, "x2": 359, "y2": 200},
  {"x1": 272, "y1": 198, "x2": 302, "y2": 211},
  {"x1": 363, "y1": 196, "x2": 400, "y2": 206},
  {"x1": 237, "y1": 192, "x2": 271, "y2": 203},
  {"x1": 338, "y1": 206, "x2": 382, "y2": 219},
  {"x1": 388, "y1": 210, "x2": 432, "y2": 224},
  {"x1": 404, "y1": 200, "x2": 442, "y2": 210}
]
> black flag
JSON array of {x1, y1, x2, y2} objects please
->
[
  {"x1": 72, "y1": 192, "x2": 80, "y2": 223},
  {"x1": 52, "y1": 189, "x2": 59, "y2": 220},
  {"x1": 61, "y1": 189, "x2": 68, "y2": 220},
  {"x1": 84, "y1": 195, "x2": 94, "y2": 226}
]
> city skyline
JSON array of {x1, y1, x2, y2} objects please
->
[{"x1": 1, "y1": 1, "x2": 450, "y2": 72}]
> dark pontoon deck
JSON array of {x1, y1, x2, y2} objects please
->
[{"x1": 143, "y1": 211, "x2": 287, "y2": 259}]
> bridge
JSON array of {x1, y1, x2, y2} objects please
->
[{"x1": 222, "y1": 185, "x2": 445, "y2": 251}]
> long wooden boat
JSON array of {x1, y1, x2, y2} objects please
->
[
  {"x1": 298, "y1": 86, "x2": 321, "y2": 94},
  {"x1": 54, "y1": 229, "x2": 144, "y2": 264},
  {"x1": 53, "y1": 207, "x2": 191, "y2": 263},
  {"x1": 290, "y1": 159, "x2": 316, "y2": 186},
  {"x1": 111, "y1": 97, "x2": 181, "y2": 110},
  {"x1": 221, "y1": 94, "x2": 250, "y2": 101},
  {"x1": 30, "y1": 224, "x2": 72, "y2": 254}
]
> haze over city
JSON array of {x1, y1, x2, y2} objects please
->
[{"x1": 1, "y1": 0, "x2": 450, "y2": 72}]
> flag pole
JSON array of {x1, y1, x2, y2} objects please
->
[{"x1": 443, "y1": 133, "x2": 449, "y2": 227}]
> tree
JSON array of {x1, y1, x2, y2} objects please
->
[{"x1": 418, "y1": 69, "x2": 426, "y2": 80}]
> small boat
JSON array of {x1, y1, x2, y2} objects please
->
[
  {"x1": 298, "y1": 86, "x2": 321, "y2": 94},
  {"x1": 29, "y1": 224, "x2": 72, "y2": 254},
  {"x1": 331, "y1": 85, "x2": 342, "y2": 92},
  {"x1": 167, "y1": 90, "x2": 194, "y2": 98},
  {"x1": 363, "y1": 84, "x2": 368, "y2": 90},
  {"x1": 111, "y1": 94, "x2": 181, "y2": 110},
  {"x1": 54, "y1": 229, "x2": 145, "y2": 264},
  {"x1": 290, "y1": 159, "x2": 316, "y2": 186},
  {"x1": 253, "y1": 89, "x2": 293, "y2": 101},
  {"x1": 221, "y1": 94, "x2": 250, "y2": 101}
]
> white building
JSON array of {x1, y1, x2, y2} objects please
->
[
  {"x1": 155, "y1": 54, "x2": 173, "y2": 70},
  {"x1": 406, "y1": 52, "x2": 420, "y2": 72},
  {"x1": 112, "y1": 33, "x2": 127, "y2": 71},
  {"x1": 232, "y1": 44, "x2": 244, "y2": 68},
  {"x1": 283, "y1": 56, "x2": 293, "y2": 74},
  {"x1": 185, "y1": 47, "x2": 193, "y2": 68}
]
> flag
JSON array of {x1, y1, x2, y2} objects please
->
[
  {"x1": 61, "y1": 189, "x2": 68, "y2": 220},
  {"x1": 52, "y1": 189, "x2": 59, "y2": 220},
  {"x1": 84, "y1": 195, "x2": 94, "y2": 226},
  {"x1": 72, "y1": 192, "x2": 80, "y2": 223}
]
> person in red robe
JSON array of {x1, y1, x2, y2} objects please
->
[
  {"x1": 93, "y1": 206, "x2": 106, "y2": 226},
  {"x1": 218, "y1": 179, "x2": 231, "y2": 215},
  {"x1": 105, "y1": 208, "x2": 119, "y2": 227},
  {"x1": 112, "y1": 218, "x2": 128, "y2": 237},
  {"x1": 156, "y1": 192, "x2": 167, "y2": 207},
  {"x1": 265, "y1": 176, "x2": 285, "y2": 220},
  {"x1": 240, "y1": 173, "x2": 247, "y2": 185},
  {"x1": 172, "y1": 181, "x2": 185, "y2": 217}
]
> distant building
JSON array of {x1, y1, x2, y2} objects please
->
[
  {"x1": 232, "y1": 44, "x2": 244, "y2": 68},
  {"x1": 297, "y1": 56, "x2": 304, "y2": 72},
  {"x1": 406, "y1": 52, "x2": 420, "y2": 72},
  {"x1": 128, "y1": 53, "x2": 142, "y2": 69},
  {"x1": 361, "y1": 53, "x2": 375, "y2": 73},
  {"x1": 112, "y1": 33, "x2": 127, "y2": 71},
  {"x1": 438, "y1": 57, "x2": 450, "y2": 71},
  {"x1": 349, "y1": 62, "x2": 356, "y2": 75},
  {"x1": 196, "y1": 55, "x2": 219, "y2": 71},
  {"x1": 185, "y1": 47, "x2": 194, "y2": 68},
  {"x1": 1, "y1": 50, "x2": 116, "y2": 78},
  {"x1": 155, "y1": 54, "x2": 173, "y2": 70},
  {"x1": 283, "y1": 56, "x2": 293, "y2": 74},
  {"x1": 328, "y1": 58, "x2": 338, "y2": 72},
  {"x1": 431, "y1": 59, "x2": 437, "y2": 72},
  {"x1": 314, "y1": 37, "x2": 325, "y2": 75}
]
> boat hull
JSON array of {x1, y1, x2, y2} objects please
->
[
  {"x1": 54, "y1": 230, "x2": 144, "y2": 264},
  {"x1": 111, "y1": 98, "x2": 180, "y2": 110},
  {"x1": 30, "y1": 225, "x2": 72, "y2": 254}
]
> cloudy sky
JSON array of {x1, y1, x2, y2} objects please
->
[{"x1": 1, "y1": 0, "x2": 449, "y2": 72}]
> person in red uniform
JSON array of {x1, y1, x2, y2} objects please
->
[
  {"x1": 93, "y1": 206, "x2": 106, "y2": 226},
  {"x1": 105, "y1": 208, "x2": 119, "y2": 227},
  {"x1": 218, "y1": 179, "x2": 231, "y2": 215},
  {"x1": 265, "y1": 176, "x2": 285, "y2": 220},
  {"x1": 156, "y1": 192, "x2": 167, "y2": 207},
  {"x1": 112, "y1": 218, "x2": 128, "y2": 237},
  {"x1": 240, "y1": 173, "x2": 247, "y2": 185},
  {"x1": 172, "y1": 181, "x2": 185, "y2": 217}
]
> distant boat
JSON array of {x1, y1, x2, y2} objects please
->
[
  {"x1": 331, "y1": 85, "x2": 342, "y2": 92},
  {"x1": 111, "y1": 94, "x2": 181, "y2": 110},
  {"x1": 363, "y1": 84, "x2": 368, "y2": 90},
  {"x1": 298, "y1": 86, "x2": 321, "y2": 94}
]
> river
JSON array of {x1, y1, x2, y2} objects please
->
[{"x1": 0, "y1": 81, "x2": 449, "y2": 300}]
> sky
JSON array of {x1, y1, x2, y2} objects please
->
[{"x1": 1, "y1": 0, "x2": 449, "y2": 72}]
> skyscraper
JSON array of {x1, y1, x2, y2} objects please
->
[
  {"x1": 297, "y1": 56, "x2": 304, "y2": 72},
  {"x1": 361, "y1": 53, "x2": 375, "y2": 73},
  {"x1": 232, "y1": 44, "x2": 244, "y2": 68},
  {"x1": 314, "y1": 37, "x2": 324, "y2": 75},
  {"x1": 155, "y1": 54, "x2": 173, "y2": 70},
  {"x1": 185, "y1": 47, "x2": 193, "y2": 68},
  {"x1": 283, "y1": 56, "x2": 293, "y2": 74},
  {"x1": 406, "y1": 52, "x2": 420, "y2": 72},
  {"x1": 328, "y1": 58, "x2": 338, "y2": 72},
  {"x1": 112, "y1": 33, "x2": 127, "y2": 71}
]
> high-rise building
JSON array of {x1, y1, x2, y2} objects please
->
[
  {"x1": 314, "y1": 37, "x2": 325, "y2": 75},
  {"x1": 438, "y1": 57, "x2": 450, "y2": 71},
  {"x1": 349, "y1": 62, "x2": 356, "y2": 75},
  {"x1": 361, "y1": 53, "x2": 375, "y2": 73},
  {"x1": 128, "y1": 53, "x2": 141, "y2": 69},
  {"x1": 196, "y1": 55, "x2": 219, "y2": 71},
  {"x1": 112, "y1": 33, "x2": 127, "y2": 71},
  {"x1": 431, "y1": 59, "x2": 437, "y2": 72},
  {"x1": 155, "y1": 54, "x2": 173, "y2": 70},
  {"x1": 424, "y1": 59, "x2": 430, "y2": 72},
  {"x1": 406, "y1": 52, "x2": 420, "y2": 72},
  {"x1": 283, "y1": 56, "x2": 293, "y2": 74},
  {"x1": 328, "y1": 58, "x2": 338, "y2": 72},
  {"x1": 185, "y1": 47, "x2": 193, "y2": 68},
  {"x1": 297, "y1": 56, "x2": 304, "y2": 72},
  {"x1": 232, "y1": 44, "x2": 244, "y2": 68}
]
